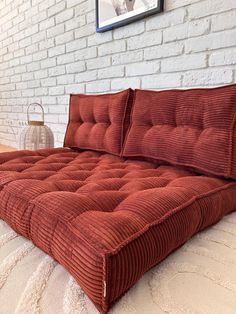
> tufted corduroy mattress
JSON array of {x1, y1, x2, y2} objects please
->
[{"x1": 0, "y1": 147, "x2": 236, "y2": 312}]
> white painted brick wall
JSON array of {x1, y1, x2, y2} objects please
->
[{"x1": 0, "y1": 0, "x2": 235, "y2": 148}]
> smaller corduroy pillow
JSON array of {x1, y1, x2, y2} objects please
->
[
  {"x1": 123, "y1": 84, "x2": 236, "y2": 179},
  {"x1": 64, "y1": 89, "x2": 133, "y2": 156}
]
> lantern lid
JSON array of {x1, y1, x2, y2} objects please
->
[{"x1": 27, "y1": 103, "x2": 45, "y2": 126}]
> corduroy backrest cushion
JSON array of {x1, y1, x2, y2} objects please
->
[
  {"x1": 123, "y1": 84, "x2": 236, "y2": 179},
  {"x1": 64, "y1": 89, "x2": 132, "y2": 156}
]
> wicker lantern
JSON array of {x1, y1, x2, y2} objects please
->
[{"x1": 20, "y1": 103, "x2": 54, "y2": 150}]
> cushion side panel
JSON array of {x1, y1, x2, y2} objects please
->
[
  {"x1": 0, "y1": 183, "x2": 105, "y2": 313},
  {"x1": 231, "y1": 113, "x2": 236, "y2": 178},
  {"x1": 106, "y1": 182, "x2": 236, "y2": 307}
]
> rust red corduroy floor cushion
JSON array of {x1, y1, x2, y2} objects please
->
[
  {"x1": 0, "y1": 84, "x2": 236, "y2": 313},
  {"x1": 0, "y1": 149, "x2": 236, "y2": 312}
]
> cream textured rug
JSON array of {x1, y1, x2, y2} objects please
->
[{"x1": 0, "y1": 213, "x2": 236, "y2": 314}]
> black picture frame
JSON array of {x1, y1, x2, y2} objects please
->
[{"x1": 96, "y1": 0, "x2": 164, "y2": 32}]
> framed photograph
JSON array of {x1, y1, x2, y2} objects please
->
[{"x1": 96, "y1": 0, "x2": 164, "y2": 32}]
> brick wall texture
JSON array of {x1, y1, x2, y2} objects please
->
[{"x1": 0, "y1": 0, "x2": 236, "y2": 147}]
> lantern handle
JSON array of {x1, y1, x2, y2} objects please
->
[{"x1": 27, "y1": 103, "x2": 45, "y2": 123}]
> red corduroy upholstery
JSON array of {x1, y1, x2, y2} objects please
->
[
  {"x1": 123, "y1": 84, "x2": 236, "y2": 179},
  {"x1": 64, "y1": 89, "x2": 132, "y2": 156},
  {"x1": 0, "y1": 148, "x2": 236, "y2": 313}
]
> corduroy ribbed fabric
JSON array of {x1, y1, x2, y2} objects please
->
[
  {"x1": 0, "y1": 148, "x2": 236, "y2": 313},
  {"x1": 64, "y1": 89, "x2": 133, "y2": 156},
  {"x1": 123, "y1": 84, "x2": 236, "y2": 179}
]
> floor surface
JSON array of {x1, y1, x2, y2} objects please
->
[{"x1": 0, "y1": 144, "x2": 16, "y2": 152}]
